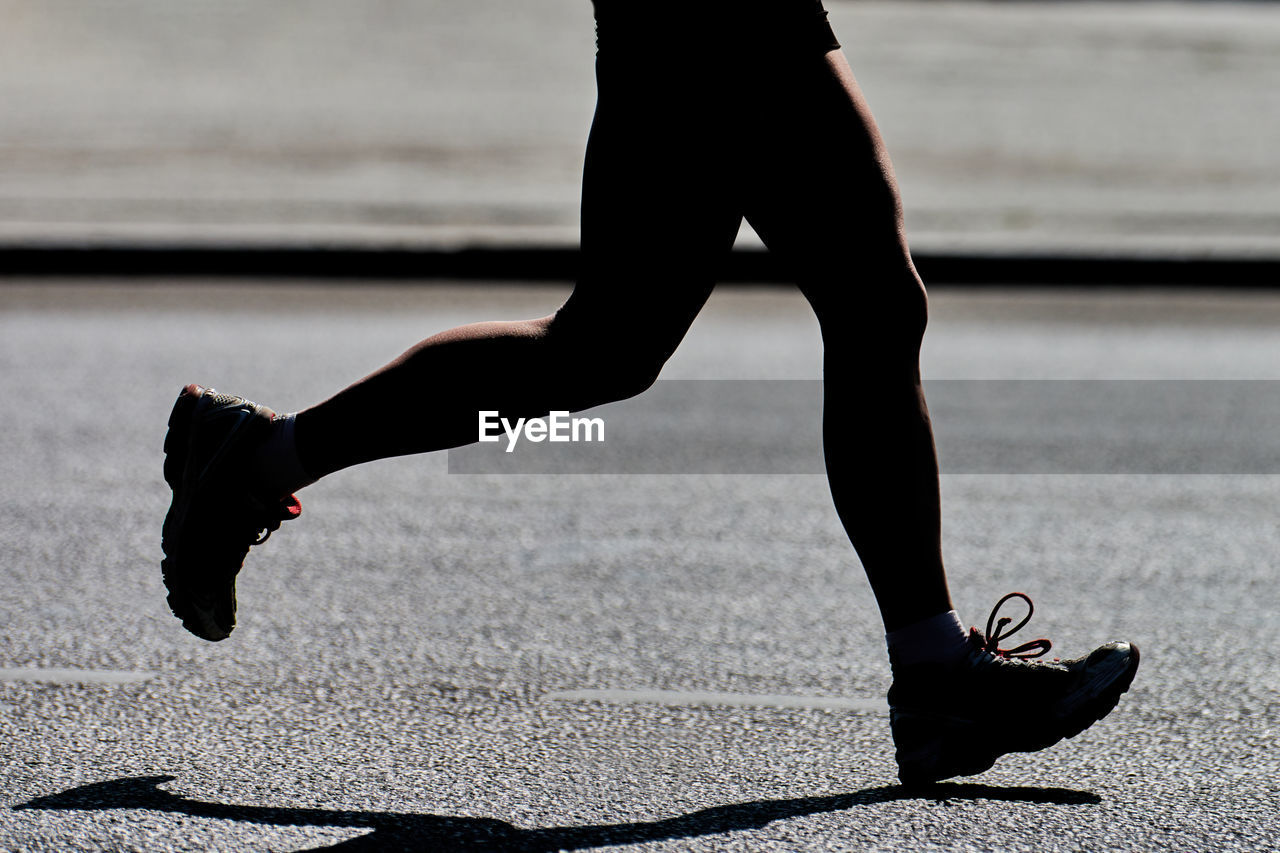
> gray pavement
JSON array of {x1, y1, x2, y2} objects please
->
[
  {"x1": 3, "y1": 1, "x2": 1280, "y2": 256},
  {"x1": 2, "y1": 282, "x2": 1279, "y2": 850}
]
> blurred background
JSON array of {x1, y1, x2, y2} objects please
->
[
  {"x1": 3, "y1": 0, "x2": 1278, "y2": 259},
  {"x1": 4, "y1": 6, "x2": 1280, "y2": 848}
]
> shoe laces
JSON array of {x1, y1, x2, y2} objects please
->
[
  {"x1": 980, "y1": 592, "x2": 1052, "y2": 659},
  {"x1": 248, "y1": 495, "x2": 301, "y2": 546}
]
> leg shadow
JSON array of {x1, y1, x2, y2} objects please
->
[{"x1": 13, "y1": 774, "x2": 1100, "y2": 851}]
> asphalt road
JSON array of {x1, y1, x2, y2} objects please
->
[{"x1": 1, "y1": 281, "x2": 1278, "y2": 851}]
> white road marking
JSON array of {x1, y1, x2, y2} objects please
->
[
  {"x1": 0, "y1": 667, "x2": 155, "y2": 684},
  {"x1": 547, "y1": 688, "x2": 886, "y2": 713}
]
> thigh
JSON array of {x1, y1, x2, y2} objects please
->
[
  {"x1": 742, "y1": 50, "x2": 921, "y2": 316},
  {"x1": 555, "y1": 52, "x2": 744, "y2": 360}
]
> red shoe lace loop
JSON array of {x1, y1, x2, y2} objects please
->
[{"x1": 982, "y1": 592, "x2": 1052, "y2": 659}]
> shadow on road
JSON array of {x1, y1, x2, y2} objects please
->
[{"x1": 14, "y1": 774, "x2": 1099, "y2": 850}]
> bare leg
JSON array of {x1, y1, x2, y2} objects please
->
[
  {"x1": 743, "y1": 49, "x2": 952, "y2": 631},
  {"x1": 292, "y1": 52, "x2": 741, "y2": 480},
  {"x1": 293, "y1": 46, "x2": 951, "y2": 632}
]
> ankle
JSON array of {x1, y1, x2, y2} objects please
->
[
  {"x1": 250, "y1": 413, "x2": 318, "y2": 498},
  {"x1": 886, "y1": 609, "x2": 969, "y2": 672}
]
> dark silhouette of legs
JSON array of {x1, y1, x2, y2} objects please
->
[
  {"x1": 162, "y1": 2, "x2": 1139, "y2": 784},
  {"x1": 291, "y1": 10, "x2": 951, "y2": 632},
  {"x1": 294, "y1": 48, "x2": 740, "y2": 474},
  {"x1": 739, "y1": 49, "x2": 951, "y2": 630}
]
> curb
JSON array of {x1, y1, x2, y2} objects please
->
[{"x1": 2, "y1": 245, "x2": 1278, "y2": 287}]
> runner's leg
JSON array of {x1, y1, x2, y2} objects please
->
[
  {"x1": 740, "y1": 48, "x2": 952, "y2": 633},
  {"x1": 289, "y1": 50, "x2": 742, "y2": 483},
  {"x1": 732, "y1": 36, "x2": 1141, "y2": 786},
  {"x1": 160, "y1": 22, "x2": 742, "y2": 642}
]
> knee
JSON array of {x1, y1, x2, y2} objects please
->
[
  {"x1": 542, "y1": 311, "x2": 669, "y2": 407},
  {"x1": 570, "y1": 343, "x2": 668, "y2": 408},
  {"x1": 808, "y1": 264, "x2": 929, "y2": 358},
  {"x1": 892, "y1": 272, "x2": 930, "y2": 348},
  {"x1": 599, "y1": 355, "x2": 664, "y2": 403}
]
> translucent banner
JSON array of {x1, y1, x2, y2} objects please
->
[{"x1": 447, "y1": 380, "x2": 1280, "y2": 475}]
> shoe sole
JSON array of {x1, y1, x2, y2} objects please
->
[
  {"x1": 161, "y1": 385, "x2": 227, "y2": 640},
  {"x1": 895, "y1": 643, "x2": 1141, "y2": 785},
  {"x1": 161, "y1": 384, "x2": 246, "y2": 642}
]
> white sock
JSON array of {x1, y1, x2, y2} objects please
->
[
  {"x1": 886, "y1": 610, "x2": 970, "y2": 671},
  {"x1": 251, "y1": 413, "x2": 317, "y2": 498}
]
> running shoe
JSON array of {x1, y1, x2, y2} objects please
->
[
  {"x1": 888, "y1": 592, "x2": 1140, "y2": 785},
  {"x1": 160, "y1": 384, "x2": 301, "y2": 641}
]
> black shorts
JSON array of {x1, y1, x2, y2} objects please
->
[{"x1": 591, "y1": 0, "x2": 841, "y2": 58}]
